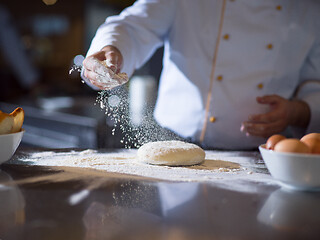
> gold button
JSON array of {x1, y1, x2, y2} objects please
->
[
  {"x1": 217, "y1": 75, "x2": 223, "y2": 81},
  {"x1": 267, "y1": 44, "x2": 273, "y2": 50},
  {"x1": 209, "y1": 116, "x2": 216, "y2": 123},
  {"x1": 223, "y1": 34, "x2": 230, "y2": 40},
  {"x1": 276, "y1": 5, "x2": 282, "y2": 11},
  {"x1": 257, "y1": 83, "x2": 264, "y2": 89}
]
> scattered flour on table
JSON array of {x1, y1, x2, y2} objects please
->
[{"x1": 12, "y1": 149, "x2": 277, "y2": 192}]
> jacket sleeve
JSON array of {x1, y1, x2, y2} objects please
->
[
  {"x1": 86, "y1": 0, "x2": 177, "y2": 77},
  {"x1": 294, "y1": 28, "x2": 320, "y2": 136}
]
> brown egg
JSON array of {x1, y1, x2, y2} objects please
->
[
  {"x1": 301, "y1": 137, "x2": 320, "y2": 154},
  {"x1": 274, "y1": 139, "x2": 311, "y2": 154},
  {"x1": 300, "y1": 133, "x2": 320, "y2": 142},
  {"x1": 266, "y1": 134, "x2": 286, "y2": 150}
]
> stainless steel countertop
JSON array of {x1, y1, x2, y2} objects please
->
[{"x1": 1, "y1": 148, "x2": 320, "y2": 240}]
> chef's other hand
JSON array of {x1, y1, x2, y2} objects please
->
[
  {"x1": 240, "y1": 95, "x2": 310, "y2": 138},
  {"x1": 82, "y1": 45, "x2": 124, "y2": 90}
]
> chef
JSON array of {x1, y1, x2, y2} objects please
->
[{"x1": 82, "y1": 0, "x2": 320, "y2": 150}]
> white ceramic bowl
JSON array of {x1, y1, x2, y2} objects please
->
[
  {"x1": 0, "y1": 130, "x2": 24, "y2": 164},
  {"x1": 259, "y1": 144, "x2": 320, "y2": 191}
]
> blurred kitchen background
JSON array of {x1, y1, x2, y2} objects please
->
[{"x1": 0, "y1": 0, "x2": 163, "y2": 149}]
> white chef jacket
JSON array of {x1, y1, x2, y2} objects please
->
[{"x1": 86, "y1": 0, "x2": 320, "y2": 149}]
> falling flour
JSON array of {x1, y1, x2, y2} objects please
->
[
  {"x1": 69, "y1": 64, "x2": 82, "y2": 75},
  {"x1": 69, "y1": 59, "x2": 181, "y2": 148},
  {"x1": 96, "y1": 88, "x2": 182, "y2": 149}
]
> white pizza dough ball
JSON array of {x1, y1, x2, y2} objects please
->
[{"x1": 137, "y1": 140, "x2": 205, "y2": 166}]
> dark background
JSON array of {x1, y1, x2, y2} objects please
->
[{"x1": 0, "y1": 0, "x2": 163, "y2": 149}]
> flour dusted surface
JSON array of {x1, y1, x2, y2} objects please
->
[
  {"x1": 11, "y1": 149, "x2": 277, "y2": 193},
  {"x1": 137, "y1": 141, "x2": 205, "y2": 166}
]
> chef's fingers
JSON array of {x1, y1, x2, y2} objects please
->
[
  {"x1": 247, "y1": 108, "x2": 288, "y2": 124},
  {"x1": 249, "y1": 94, "x2": 289, "y2": 123},
  {"x1": 105, "y1": 51, "x2": 120, "y2": 74},
  {"x1": 83, "y1": 49, "x2": 110, "y2": 71},
  {"x1": 248, "y1": 112, "x2": 277, "y2": 123},
  {"x1": 86, "y1": 70, "x2": 121, "y2": 90},
  {"x1": 83, "y1": 56, "x2": 101, "y2": 72},
  {"x1": 83, "y1": 46, "x2": 123, "y2": 75},
  {"x1": 86, "y1": 58, "x2": 116, "y2": 78},
  {"x1": 241, "y1": 120, "x2": 285, "y2": 138},
  {"x1": 256, "y1": 95, "x2": 281, "y2": 105},
  {"x1": 89, "y1": 50, "x2": 108, "y2": 61},
  {"x1": 83, "y1": 68, "x2": 93, "y2": 81},
  {"x1": 83, "y1": 58, "x2": 92, "y2": 71},
  {"x1": 101, "y1": 45, "x2": 123, "y2": 74},
  {"x1": 84, "y1": 69, "x2": 105, "y2": 89}
]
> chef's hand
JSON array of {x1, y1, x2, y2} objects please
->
[
  {"x1": 240, "y1": 95, "x2": 310, "y2": 138},
  {"x1": 82, "y1": 45, "x2": 124, "y2": 90}
]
